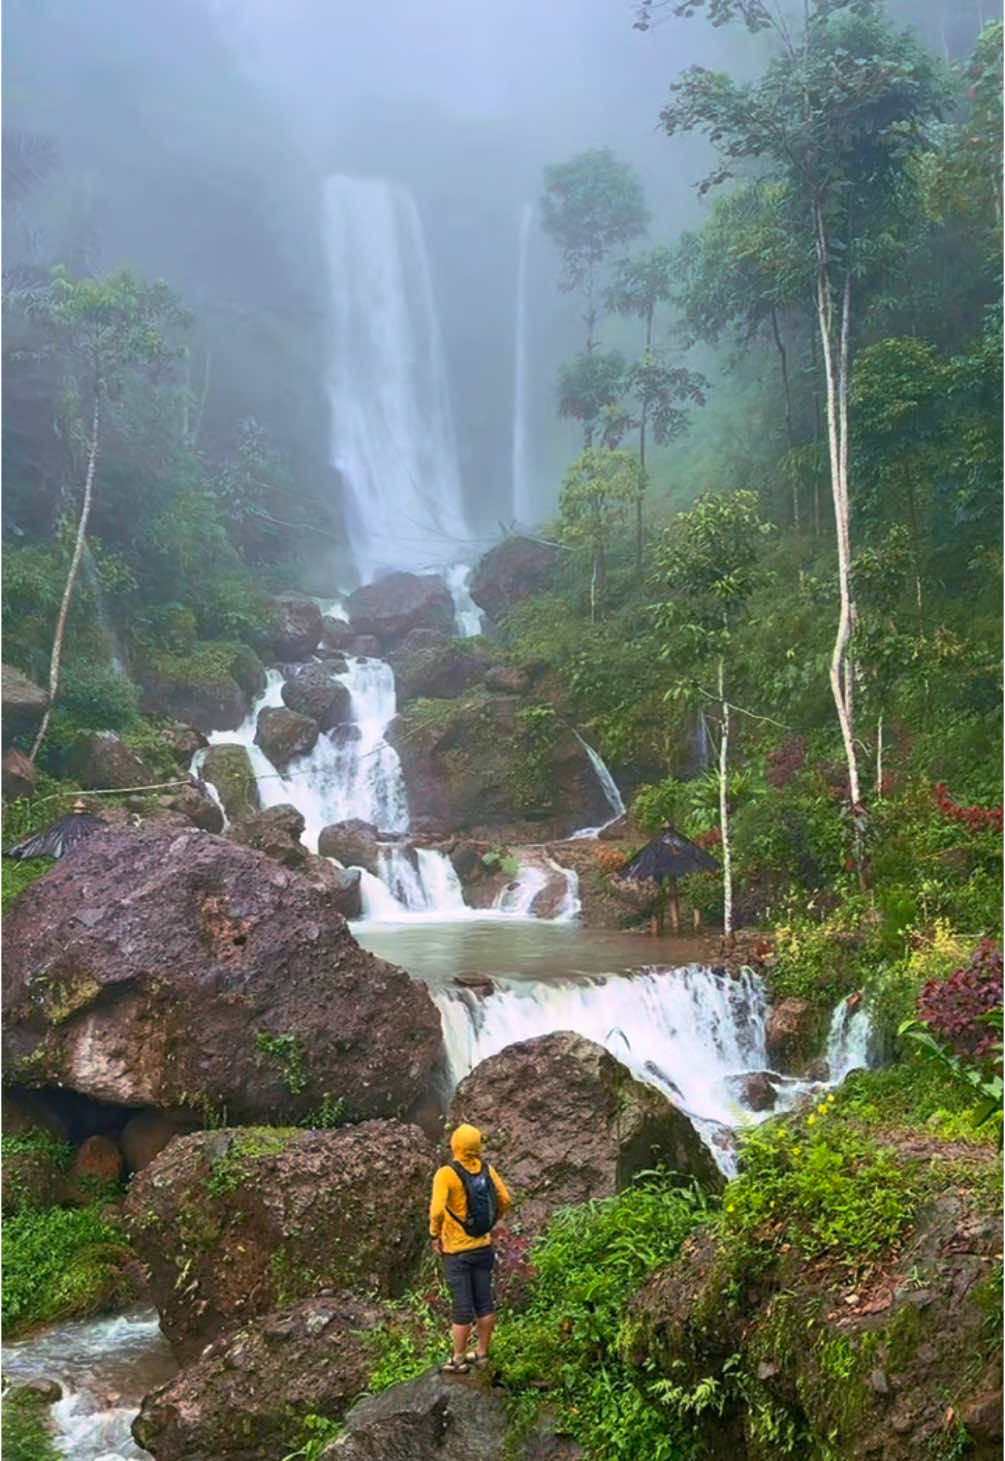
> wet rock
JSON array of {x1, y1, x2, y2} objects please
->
[
  {"x1": 2, "y1": 822, "x2": 446, "y2": 1128},
  {"x1": 469, "y1": 537, "x2": 558, "y2": 624},
  {"x1": 483, "y1": 663, "x2": 529, "y2": 695},
  {"x1": 729, "y1": 1071, "x2": 779, "y2": 1112},
  {"x1": 9, "y1": 1379, "x2": 63, "y2": 1405},
  {"x1": 67, "y1": 1133, "x2": 124, "y2": 1202},
  {"x1": 159, "y1": 782, "x2": 224, "y2": 834},
  {"x1": 158, "y1": 723, "x2": 209, "y2": 769},
  {"x1": 350, "y1": 635, "x2": 382, "y2": 657},
  {"x1": 62, "y1": 732, "x2": 155, "y2": 791},
  {"x1": 255, "y1": 706, "x2": 319, "y2": 768},
  {"x1": 1, "y1": 664, "x2": 47, "y2": 748},
  {"x1": 326, "y1": 1367, "x2": 508, "y2": 1461},
  {"x1": 2, "y1": 747, "x2": 37, "y2": 801},
  {"x1": 453, "y1": 974, "x2": 495, "y2": 995},
  {"x1": 346, "y1": 571, "x2": 455, "y2": 649},
  {"x1": 231, "y1": 803, "x2": 308, "y2": 868},
  {"x1": 598, "y1": 814, "x2": 631, "y2": 841},
  {"x1": 450, "y1": 1031, "x2": 722, "y2": 1235},
  {"x1": 133, "y1": 1293, "x2": 392, "y2": 1461},
  {"x1": 766, "y1": 997, "x2": 821, "y2": 1070},
  {"x1": 140, "y1": 663, "x2": 247, "y2": 732},
  {"x1": 318, "y1": 818, "x2": 380, "y2": 875},
  {"x1": 126, "y1": 1121, "x2": 435, "y2": 1360},
  {"x1": 320, "y1": 616, "x2": 354, "y2": 654},
  {"x1": 1, "y1": 1126, "x2": 68, "y2": 1215},
  {"x1": 201, "y1": 744, "x2": 260, "y2": 823},
  {"x1": 281, "y1": 662, "x2": 352, "y2": 730},
  {"x1": 268, "y1": 594, "x2": 323, "y2": 662},
  {"x1": 120, "y1": 1109, "x2": 199, "y2": 1173},
  {"x1": 390, "y1": 639, "x2": 490, "y2": 702}
]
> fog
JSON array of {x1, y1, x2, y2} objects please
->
[{"x1": 4, "y1": 0, "x2": 990, "y2": 568}]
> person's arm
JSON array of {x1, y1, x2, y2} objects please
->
[
  {"x1": 429, "y1": 1166, "x2": 450, "y2": 1251},
  {"x1": 490, "y1": 1166, "x2": 512, "y2": 1217}
]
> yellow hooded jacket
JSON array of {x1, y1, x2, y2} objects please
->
[{"x1": 429, "y1": 1124, "x2": 512, "y2": 1253}]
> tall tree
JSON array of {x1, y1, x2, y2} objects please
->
[
  {"x1": 26, "y1": 267, "x2": 187, "y2": 760},
  {"x1": 557, "y1": 349, "x2": 628, "y2": 449},
  {"x1": 557, "y1": 448, "x2": 643, "y2": 623},
  {"x1": 540, "y1": 149, "x2": 650, "y2": 351},
  {"x1": 659, "y1": 0, "x2": 949, "y2": 813}
]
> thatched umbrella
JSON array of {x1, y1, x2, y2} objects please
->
[
  {"x1": 5, "y1": 800, "x2": 106, "y2": 862},
  {"x1": 619, "y1": 825, "x2": 719, "y2": 934}
]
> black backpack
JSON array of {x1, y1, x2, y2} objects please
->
[{"x1": 447, "y1": 1159, "x2": 498, "y2": 1237}]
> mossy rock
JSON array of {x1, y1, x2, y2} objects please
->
[{"x1": 201, "y1": 743, "x2": 260, "y2": 822}]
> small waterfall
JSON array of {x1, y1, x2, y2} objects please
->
[
  {"x1": 826, "y1": 995, "x2": 873, "y2": 1081},
  {"x1": 547, "y1": 856, "x2": 581, "y2": 922},
  {"x1": 415, "y1": 847, "x2": 467, "y2": 912},
  {"x1": 494, "y1": 864, "x2": 549, "y2": 916},
  {"x1": 324, "y1": 175, "x2": 470, "y2": 583},
  {"x1": 357, "y1": 867, "x2": 405, "y2": 918},
  {"x1": 570, "y1": 731, "x2": 626, "y2": 837},
  {"x1": 444, "y1": 563, "x2": 483, "y2": 638},
  {"x1": 377, "y1": 845, "x2": 427, "y2": 910},
  {"x1": 492, "y1": 849, "x2": 580, "y2": 921},
  {"x1": 511, "y1": 201, "x2": 534, "y2": 526}
]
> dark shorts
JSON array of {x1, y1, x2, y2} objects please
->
[{"x1": 442, "y1": 1245, "x2": 496, "y2": 1324}]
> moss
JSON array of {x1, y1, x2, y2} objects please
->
[
  {"x1": 2, "y1": 1203, "x2": 138, "y2": 1335},
  {"x1": 2, "y1": 1391, "x2": 62, "y2": 1461},
  {"x1": 1, "y1": 859, "x2": 52, "y2": 913},
  {"x1": 30, "y1": 971, "x2": 102, "y2": 1025}
]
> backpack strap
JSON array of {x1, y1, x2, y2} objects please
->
[{"x1": 445, "y1": 1159, "x2": 485, "y2": 1229}]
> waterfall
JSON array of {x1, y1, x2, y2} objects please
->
[
  {"x1": 570, "y1": 731, "x2": 626, "y2": 837},
  {"x1": 511, "y1": 201, "x2": 534, "y2": 526},
  {"x1": 415, "y1": 847, "x2": 467, "y2": 912},
  {"x1": 324, "y1": 175, "x2": 470, "y2": 584},
  {"x1": 826, "y1": 995, "x2": 874, "y2": 1081},
  {"x1": 444, "y1": 563, "x2": 483, "y2": 638}
]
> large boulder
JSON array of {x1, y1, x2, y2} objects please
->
[
  {"x1": 1, "y1": 1126, "x2": 68, "y2": 1216},
  {"x1": 389, "y1": 638, "x2": 492, "y2": 703},
  {"x1": 2, "y1": 823, "x2": 446, "y2": 1128},
  {"x1": 157, "y1": 723, "x2": 208, "y2": 769},
  {"x1": 2, "y1": 747, "x2": 37, "y2": 801},
  {"x1": 120, "y1": 1108, "x2": 199, "y2": 1174},
  {"x1": 320, "y1": 616, "x2": 354, "y2": 654},
  {"x1": 255, "y1": 706, "x2": 319, "y2": 767},
  {"x1": 268, "y1": 594, "x2": 323, "y2": 662},
  {"x1": 201, "y1": 744, "x2": 260, "y2": 823},
  {"x1": 125, "y1": 1121, "x2": 435, "y2": 1360},
  {"x1": 281, "y1": 662, "x2": 352, "y2": 729},
  {"x1": 469, "y1": 538, "x2": 559, "y2": 624},
  {"x1": 346, "y1": 572, "x2": 455, "y2": 649},
  {"x1": 132, "y1": 1293, "x2": 393, "y2": 1461},
  {"x1": 318, "y1": 818, "x2": 381, "y2": 876},
  {"x1": 230, "y1": 803, "x2": 308, "y2": 867},
  {"x1": 765, "y1": 997, "x2": 821, "y2": 1072},
  {"x1": 450, "y1": 1032, "x2": 722, "y2": 1234},
  {"x1": 61, "y1": 732, "x2": 155, "y2": 791},
  {"x1": 1, "y1": 664, "x2": 48, "y2": 748},
  {"x1": 389, "y1": 697, "x2": 611, "y2": 839},
  {"x1": 158, "y1": 782, "x2": 225, "y2": 834},
  {"x1": 324, "y1": 1369, "x2": 508, "y2": 1461},
  {"x1": 484, "y1": 663, "x2": 530, "y2": 695},
  {"x1": 140, "y1": 657, "x2": 247, "y2": 733}
]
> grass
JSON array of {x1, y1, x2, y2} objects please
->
[
  {"x1": 2, "y1": 1203, "x2": 138, "y2": 1336},
  {"x1": 1, "y1": 1392, "x2": 62, "y2": 1461}
]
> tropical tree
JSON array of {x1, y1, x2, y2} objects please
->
[
  {"x1": 557, "y1": 349, "x2": 628, "y2": 449},
  {"x1": 556, "y1": 448, "x2": 644, "y2": 623},
  {"x1": 540, "y1": 149, "x2": 650, "y2": 350},
  {"x1": 652, "y1": 490, "x2": 773, "y2": 936},
  {"x1": 24, "y1": 267, "x2": 188, "y2": 759}
]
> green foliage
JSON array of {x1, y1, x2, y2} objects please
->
[
  {"x1": 255, "y1": 1032, "x2": 309, "y2": 1097},
  {"x1": 2, "y1": 1203, "x2": 136, "y2": 1335},
  {"x1": 540, "y1": 149, "x2": 650, "y2": 301},
  {"x1": 365, "y1": 1290, "x2": 446, "y2": 1393},
  {"x1": 481, "y1": 848, "x2": 522, "y2": 879},
  {"x1": 280, "y1": 1414, "x2": 343, "y2": 1461},
  {"x1": 46, "y1": 660, "x2": 141, "y2": 739},
  {"x1": 1, "y1": 1128, "x2": 74, "y2": 1172},
  {"x1": 557, "y1": 350, "x2": 628, "y2": 447},
  {"x1": 1, "y1": 1392, "x2": 62, "y2": 1461}
]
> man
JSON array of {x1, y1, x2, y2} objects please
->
[{"x1": 429, "y1": 1122, "x2": 512, "y2": 1374}]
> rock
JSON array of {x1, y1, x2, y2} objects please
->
[
  {"x1": 1, "y1": 1126, "x2": 67, "y2": 1215},
  {"x1": 346, "y1": 571, "x2": 456, "y2": 649},
  {"x1": 255, "y1": 706, "x2": 319, "y2": 768},
  {"x1": 140, "y1": 662, "x2": 247, "y2": 732},
  {"x1": 230, "y1": 646, "x2": 267, "y2": 702},
  {"x1": 159, "y1": 782, "x2": 225, "y2": 834},
  {"x1": 320, "y1": 616, "x2": 354, "y2": 654},
  {"x1": 598, "y1": 814, "x2": 631, "y2": 841},
  {"x1": 62, "y1": 732, "x2": 154, "y2": 791},
  {"x1": 390, "y1": 639, "x2": 491, "y2": 703},
  {"x1": 1, "y1": 664, "x2": 48, "y2": 748},
  {"x1": 268, "y1": 594, "x2": 323, "y2": 662},
  {"x1": 766, "y1": 997, "x2": 820, "y2": 1070},
  {"x1": 2, "y1": 822, "x2": 447, "y2": 1127},
  {"x1": 450, "y1": 1031, "x2": 722, "y2": 1235},
  {"x1": 2, "y1": 747, "x2": 37, "y2": 801},
  {"x1": 453, "y1": 974, "x2": 495, "y2": 995},
  {"x1": 158, "y1": 723, "x2": 209, "y2": 769},
  {"x1": 350, "y1": 635, "x2": 382, "y2": 657},
  {"x1": 67, "y1": 1133, "x2": 124, "y2": 1201},
  {"x1": 281, "y1": 663, "x2": 352, "y2": 730},
  {"x1": 484, "y1": 663, "x2": 529, "y2": 695},
  {"x1": 120, "y1": 1109, "x2": 198, "y2": 1173},
  {"x1": 729, "y1": 1071, "x2": 779, "y2": 1112},
  {"x1": 132, "y1": 1293, "x2": 392, "y2": 1461},
  {"x1": 398, "y1": 628, "x2": 448, "y2": 653},
  {"x1": 318, "y1": 819, "x2": 380, "y2": 876},
  {"x1": 313, "y1": 863, "x2": 363, "y2": 919},
  {"x1": 125, "y1": 1121, "x2": 435, "y2": 1360},
  {"x1": 231, "y1": 803, "x2": 308, "y2": 868},
  {"x1": 469, "y1": 537, "x2": 558, "y2": 623},
  {"x1": 326, "y1": 1368, "x2": 508, "y2": 1461},
  {"x1": 201, "y1": 744, "x2": 260, "y2": 823},
  {"x1": 8, "y1": 1379, "x2": 63, "y2": 1405},
  {"x1": 2, "y1": 1091, "x2": 70, "y2": 1142},
  {"x1": 962, "y1": 1389, "x2": 1003, "y2": 1445}
]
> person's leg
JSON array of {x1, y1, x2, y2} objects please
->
[
  {"x1": 442, "y1": 1254, "x2": 476, "y2": 1369},
  {"x1": 470, "y1": 1247, "x2": 497, "y2": 1358},
  {"x1": 451, "y1": 1322, "x2": 472, "y2": 1361},
  {"x1": 474, "y1": 1311, "x2": 496, "y2": 1357}
]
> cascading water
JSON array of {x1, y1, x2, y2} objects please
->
[
  {"x1": 444, "y1": 563, "x2": 483, "y2": 638},
  {"x1": 826, "y1": 994, "x2": 874, "y2": 1081},
  {"x1": 324, "y1": 175, "x2": 470, "y2": 584},
  {"x1": 570, "y1": 731, "x2": 626, "y2": 837},
  {"x1": 511, "y1": 202, "x2": 534, "y2": 526}
]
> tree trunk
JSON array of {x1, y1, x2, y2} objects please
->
[
  {"x1": 636, "y1": 400, "x2": 648, "y2": 585},
  {"x1": 718, "y1": 654, "x2": 733, "y2": 940},
  {"x1": 813, "y1": 203, "x2": 862, "y2": 811},
  {"x1": 770, "y1": 306, "x2": 798, "y2": 527},
  {"x1": 905, "y1": 478, "x2": 926, "y2": 637},
  {"x1": 31, "y1": 396, "x2": 100, "y2": 762},
  {"x1": 875, "y1": 712, "x2": 884, "y2": 797}
]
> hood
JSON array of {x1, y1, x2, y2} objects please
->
[{"x1": 450, "y1": 1123, "x2": 483, "y2": 1162}]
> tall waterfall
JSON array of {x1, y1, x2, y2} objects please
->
[
  {"x1": 324, "y1": 175, "x2": 470, "y2": 584},
  {"x1": 570, "y1": 731, "x2": 626, "y2": 837},
  {"x1": 511, "y1": 202, "x2": 534, "y2": 526}
]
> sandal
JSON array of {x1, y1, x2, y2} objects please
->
[
  {"x1": 465, "y1": 1353, "x2": 490, "y2": 1366},
  {"x1": 441, "y1": 1357, "x2": 471, "y2": 1374}
]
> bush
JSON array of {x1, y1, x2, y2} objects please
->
[
  {"x1": 1, "y1": 1392, "x2": 61, "y2": 1461},
  {"x1": 47, "y1": 660, "x2": 140, "y2": 736},
  {"x1": 917, "y1": 939, "x2": 1003, "y2": 1066},
  {"x1": 2, "y1": 1203, "x2": 137, "y2": 1335}
]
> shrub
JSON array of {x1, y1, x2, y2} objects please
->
[
  {"x1": 2, "y1": 1203, "x2": 137, "y2": 1335},
  {"x1": 917, "y1": 939, "x2": 1003, "y2": 1066},
  {"x1": 1, "y1": 1392, "x2": 62, "y2": 1461}
]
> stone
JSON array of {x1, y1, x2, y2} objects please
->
[
  {"x1": 125, "y1": 1121, "x2": 435, "y2": 1360},
  {"x1": 201, "y1": 744, "x2": 260, "y2": 823},
  {"x1": 1, "y1": 664, "x2": 48, "y2": 748},
  {"x1": 120, "y1": 1109, "x2": 199, "y2": 1173},
  {"x1": 1, "y1": 1125, "x2": 67, "y2": 1216},
  {"x1": 62, "y1": 732, "x2": 154, "y2": 791},
  {"x1": 255, "y1": 706, "x2": 319, "y2": 768},
  {"x1": 268, "y1": 594, "x2": 323, "y2": 662},
  {"x1": 390, "y1": 639, "x2": 491, "y2": 702},
  {"x1": 159, "y1": 782, "x2": 224, "y2": 834},
  {"x1": 961, "y1": 1389, "x2": 1003, "y2": 1444},
  {"x1": 483, "y1": 663, "x2": 530, "y2": 695},
  {"x1": 158, "y1": 723, "x2": 209, "y2": 769},
  {"x1": 230, "y1": 646, "x2": 267, "y2": 702},
  {"x1": 450, "y1": 1031, "x2": 722, "y2": 1235},
  {"x1": 324, "y1": 1368, "x2": 508, "y2": 1461},
  {"x1": 2, "y1": 747, "x2": 36, "y2": 801},
  {"x1": 765, "y1": 997, "x2": 820, "y2": 1070},
  {"x1": 469, "y1": 537, "x2": 559, "y2": 624},
  {"x1": 132, "y1": 1293, "x2": 392, "y2": 1461},
  {"x1": 350, "y1": 635, "x2": 382, "y2": 657},
  {"x1": 729, "y1": 1071, "x2": 779, "y2": 1112},
  {"x1": 318, "y1": 819, "x2": 380, "y2": 876},
  {"x1": 231, "y1": 804, "x2": 308, "y2": 868},
  {"x1": 346, "y1": 571, "x2": 456, "y2": 649},
  {"x1": 140, "y1": 664, "x2": 247, "y2": 733},
  {"x1": 2, "y1": 822, "x2": 446, "y2": 1129},
  {"x1": 320, "y1": 616, "x2": 354, "y2": 654},
  {"x1": 281, "y1": 662, "x2": 352, "y2": 730},
  {"x1": 8, "y1": 1379, "x2": 62, "y2": 1405},
  {"x1": 67, "y1": 1133, "x2": 124, "y2": 1201}
]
